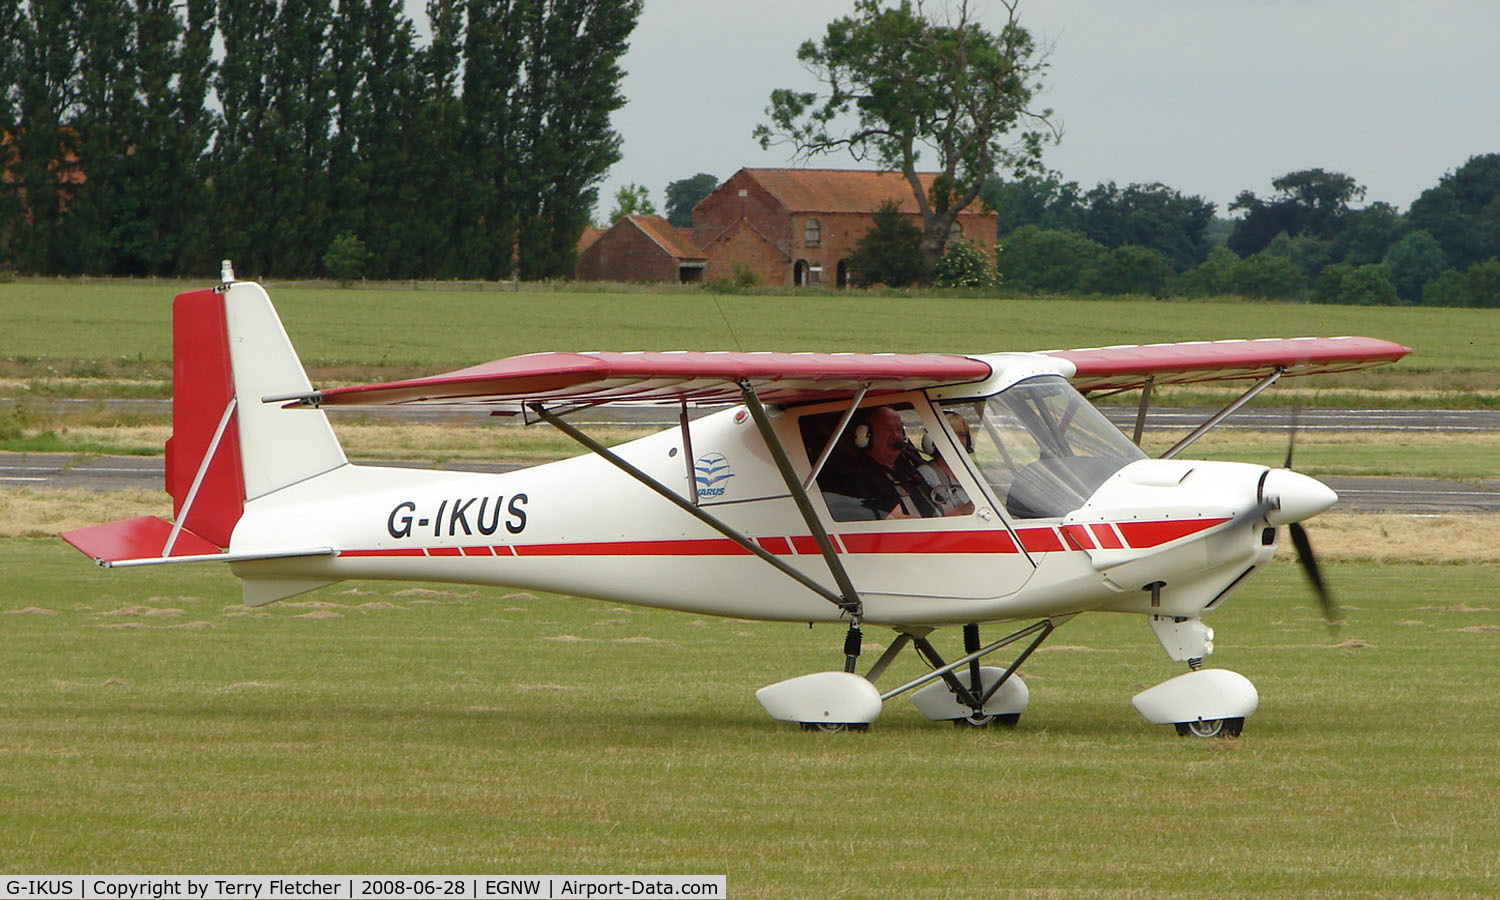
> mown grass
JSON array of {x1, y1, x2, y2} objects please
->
[
  {"x1": 3, "y1": 279, "x2": 1497, "y2": 403},
  {"x1": 2, "y1": 538, "x2": 1498, "y2": 896}
]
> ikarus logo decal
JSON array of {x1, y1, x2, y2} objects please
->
[{"x1": 694, "y1": 452, "x2": 734, "y2": 499}]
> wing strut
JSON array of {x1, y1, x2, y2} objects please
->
[
  {"x1": 527, "y1": 402, "x2": 858, "y2": 616},
  {"x1": 1161, "y1": 367, "x2": 1284, "y2": 459},
  {"x1": 1132, "y1": 374, "x2": 1154, "y2": 446},
  {"x1": 736, "y1": 380, "x2": 867, "y2": 671}
]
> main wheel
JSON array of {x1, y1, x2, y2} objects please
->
[
  {"x1": 952, "y1": 712, "x2": 1021, "y2": 728},
  {"x1": 800, "y1": 722, "x2": 869, "y2": 733},
  {"x1": 1174, "y1": 717, "x2": 1244, "y2": 738}
]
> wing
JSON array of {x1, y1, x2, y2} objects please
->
[
  {"x1": 1042, "y1": 337, "x2": 1412, "y2": 394},
  {"x1": 280, "y1": 350, "x2": 996, "y2": 410}
]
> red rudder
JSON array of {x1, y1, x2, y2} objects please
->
[{"x1": 164, "y1": 289, "x2": 245, "y2": 548}]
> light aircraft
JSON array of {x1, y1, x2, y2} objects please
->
[{"x1": 63, "y1": 269, "x2": 1410, "y2": 736}]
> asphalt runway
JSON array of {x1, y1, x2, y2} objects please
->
[
  {"x1": 18, "y1": 397, "x2": 1500, "y2": 432},
  {"x1": 5, "y1": 453, "x2": 1496, "y2": 515},
  {"x1": 7, "y1": 401, "x2": 1496, "y2": 514}
]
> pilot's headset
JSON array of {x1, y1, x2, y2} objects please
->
[{"x1": 851, "y1": 409, "x2": 876, "y2": 449}]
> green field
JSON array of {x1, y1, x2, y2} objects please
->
[
  {"x1": 3, "y1": 279, "x2": 1498, "y2": 895},
  {"x1": 3, "y1": 280, "x2": 1498, "y2": 401},
  {"x1": 2, "y1": 539, "x2": 1498, "y2": 896}
]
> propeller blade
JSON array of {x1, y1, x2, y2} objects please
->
[
  {"x1": 1288, "y1": 521, "x2": 1338, "y2": 627},
  {"x1": 1282, "y1": 406, "x2": 1300, "y2": 470}
]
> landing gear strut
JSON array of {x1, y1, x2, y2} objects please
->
[{"x1": 757, "y1": 617, "x2": 1070, "y2": 731}]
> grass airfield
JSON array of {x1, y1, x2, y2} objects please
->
[
  {"x1": 2, "y1": 279, "x2": 1498, "y2": 895},
  {"x1": 3, "y1": 539, "x2": 1499, "y2": 896}
]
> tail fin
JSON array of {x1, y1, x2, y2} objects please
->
[{"x1": 165, "y1": 281, "x2": 346, "y2": 546}]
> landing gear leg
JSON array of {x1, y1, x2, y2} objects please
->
[
  {"x1": 878, "y1": 619, "x2": 1064, "y2": 727},
  {"x1": 1134, "y1": 616, "x2": 1259, "y2": 738}
]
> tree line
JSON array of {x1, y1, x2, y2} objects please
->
[
  {"x1": 0, "y1": 0, "x2": 641, "y2": 280},
  {"x1": 960, "y1": 158, "x2": 1500, "y2": 307}
]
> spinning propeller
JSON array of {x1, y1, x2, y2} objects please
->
[{"x1": 1258, "y1": 410, "x2": 1339, "y2": 628}]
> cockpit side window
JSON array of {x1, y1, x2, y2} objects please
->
[
  {"x1": 799, "y1": 402, "x2": 974, "y2": 522},
  {"x1": 942, "y1": 376, "x2": 1146, "y2": 519}
]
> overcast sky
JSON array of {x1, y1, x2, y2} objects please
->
[{"x1": 585, "y1": 0, "x2": 1499, "y2": 220}]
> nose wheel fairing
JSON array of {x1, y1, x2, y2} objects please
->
[{"x1": 1132, "y1": 669, "x2": 1259, "y2": 737}]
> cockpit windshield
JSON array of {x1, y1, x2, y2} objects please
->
[{"x1": 942, "y1": 376, "x2": 1146, "y2": 519}]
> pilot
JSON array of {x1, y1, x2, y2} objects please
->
[{"x1": 825, "y1": 406, "x2": 968, "y2": 520}]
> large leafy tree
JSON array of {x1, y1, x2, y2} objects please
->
[
  {"x1": 1227, "y1": 168, "x2": 1365, "y2": 257},
  {"x1": 980, "y1": 172, "x2": 1084, "y2": 236},
  {"x1": 664, "y1": 172, "x2": 718, "y2": 228},
  {"x1": 993, "y1": 225, "x2": 1104, "y2": 294},
  {"x1": 1076, "y1": 181, "x2": 1215, "y2": 271},
  {"x1": 1382, "y1": 229, "x2": 1448, "y2": 304},
  {"x1": 1406, "y1": 153, "x2": 1500, "y2": 272},
  {"x1": 848, "y1": 200, "x2": 927, "y2": 286},
  {"x1": 758, "y1": 0, "x2": 1054, "y2": 268},
  {"x1": 607, "y1": 182, "x2": 654, "y2": 224}
]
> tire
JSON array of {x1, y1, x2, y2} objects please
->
[
  {"x1": 952, "y1": 712, "x2": 1021, "y2": 728},
  {"x1": 800, "y1": 722, "x2": 869, "y2": 733},
  {"x1": 1174, "y1": 717, "x2": 1244, "y2": 738}
]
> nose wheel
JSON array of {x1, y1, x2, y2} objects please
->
[{"x1": 1174, "y1": 717, "x2": 1245, "y2": 738}]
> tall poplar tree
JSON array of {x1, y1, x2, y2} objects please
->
[
  {"x1": 457, "y1": 0, "x2": 524, "y2": 279},
  {"x1": 514, "y1": 0, "x2": 640, "y2": 279},
  {"x1": 211, "y1": 0, "x2": 279, "y2": 275},
  {"x1": 0, "y1": 0, "x2": 27, "y2": 267},
  {"x1": 327, "y1": 0, "x2": 371, "y2": 248},
  {"x1": 264, "y1": 0, "x2": 333, "y2": 273},
  {"x1": 169, "y1": 0, "x2": 218, "y2": 274},
  {"x1": 407, "y1": 0, "x2": 466, "y2": 277},
  {"x1": 359, "y1": 0, "x2": 424, "y2": 278},
  {"x1": 6, "y1": 0, "x2": 82, "y2": 273},
  {"x1": 69, "y1": 0, "x2": 139, "y2": 273}
]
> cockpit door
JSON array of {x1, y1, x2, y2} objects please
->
[{"x1": 791, "y1": 395, "x2": 1035, "y2": 602}]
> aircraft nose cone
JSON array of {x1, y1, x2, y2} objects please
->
[{"x1": 1261, "y1": 469, "x2": 1338, "y2": 524}]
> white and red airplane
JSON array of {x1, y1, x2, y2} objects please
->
[{"x1": 63, "y1": 272, "x2": 1410, "y2": 736}]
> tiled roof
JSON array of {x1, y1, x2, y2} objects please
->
[
  {"x1": 576, "y1": 225, "x2": 604, "y2": 253},
  {"x1": 740, "y1": 168, "x2": 963, "y2": 215},
  {"x1": 627, "y1": 214, "x2": 705, "y2": 260}
]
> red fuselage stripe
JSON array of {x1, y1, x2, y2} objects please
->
[
  {"x1": 515, "y1": 538, "x2": 755, "y2": 557},
  {"x1": 1116, "y1": 517, "x2": 1232, "y2": 548},
  {"x1": 838, "y1": 530, "x2": 1017, "y2": 555},
  {"x1": 1090, "y1": 522, "x2": 1125, "y2": 549},
  {"x1": 338, "y1": 518, "x2": 1230, "y2": 559}
]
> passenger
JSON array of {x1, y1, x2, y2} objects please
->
[{"x1": 921, "y1": 411, "x2": 975, "y2": 515}]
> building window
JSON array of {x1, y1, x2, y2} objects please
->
[{"x1": 804, "y1": 218, "x2": 821, "y2": 247}]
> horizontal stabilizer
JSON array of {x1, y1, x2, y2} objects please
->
[
  {"x1": 62, "y1": 515, "x2": 222, "y2": 565},
  {"x1": 60, "y1": 515, "x2": 334, "y2": 569}
]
